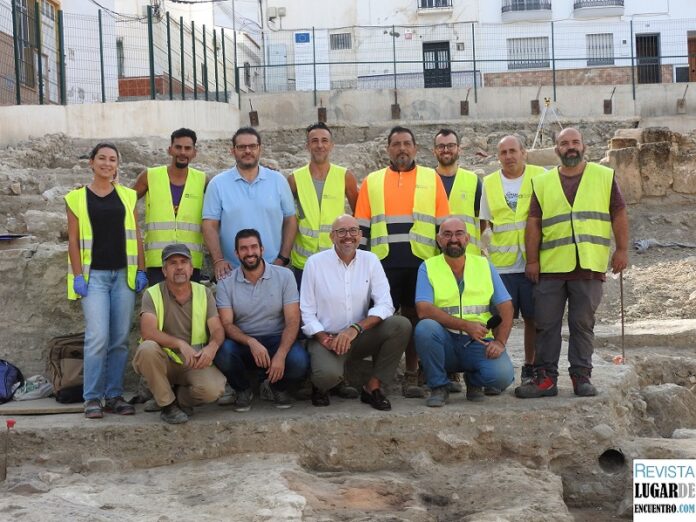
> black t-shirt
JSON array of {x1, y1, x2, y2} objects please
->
[{"x1": 86, "y1": 188, "x2": 127, "y2": 270}]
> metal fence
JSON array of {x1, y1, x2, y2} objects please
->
[
  {"x1": 1, "y1": 0, "x2": 695, "y2": 107},
  {"x1": 0, "y1": 1, "x2": 237, "y2": 106}
]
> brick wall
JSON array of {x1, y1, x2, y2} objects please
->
[{"x1": 484, "y1": 64, "x2": 674, "y2": 87}]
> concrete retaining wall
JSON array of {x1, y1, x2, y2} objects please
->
[{"x1": 0, "y1": 100, "x2": 241, "y2": 146}]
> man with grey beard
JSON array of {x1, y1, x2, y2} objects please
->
[
  {"x1": 515, "y1": 127, "x2": 629, "y2": 399},
  {"x1": 413, "y1": 217, "x2": 515, "y2": 407}
]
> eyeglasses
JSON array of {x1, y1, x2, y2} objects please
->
[
  {"x1": 435, "y1": 143, "x2": 458, "y2": 152},
  {"x1": 333, "y1": 227, "x2": 360, "y2": 238},
  {"x1": 440, "y1": 230, "x2": 467, "y2": 239},
  {"x1": 234, "y1": 143, "x2": 259, "y2": 152}
]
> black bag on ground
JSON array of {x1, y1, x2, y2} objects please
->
[
  {"x1": 0, "y1": 360, "x2": 24, "y2": 403},
  {"x1": 46, "y1": 333, "x2": 84, "y2": 403}
]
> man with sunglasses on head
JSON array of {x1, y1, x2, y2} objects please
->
[
  {"x1": 202, "y1": 127, "x2": 297, "y2": 282},
  {"x1": 300, "y1": 215, "x2": 411, "y2": 410}
]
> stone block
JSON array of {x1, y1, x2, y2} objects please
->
[
  {"x1": 603, "y1": 148, "x2": 642, "y2": 204},
  {"x1": 609, "y1": 137, "x2": 637, "y2": 149},
  {"x1": 641, "y1": 383, "x2": 696, "y2": 438},
  {"x1": 526, "y1": 147, "x2": 559, "y2": 168},
  {"x1": 638, "y1": 142, "x2": 673, "y2": 196},
  {"x1": 614, "y1": 128, "x2": 643, "y2": 142},
  {"x1": 24, "y1": 210, "x2": 67, "y2": 241},
  {"x1": 642, "y1": 127, "x2": 672, "y2": 144},
  {"x1": 673, "y1": 160, "x2": 696, "y2": 194}
]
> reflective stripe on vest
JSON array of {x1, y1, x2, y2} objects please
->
[
  {"x1": 291, "y1": 164, "x2": 346, "y2": 269},
  {"x1": 483, "y1": 164, "x2": 546, "y2": 268},
  {"x1": 146, "y1": 282, "x2": 208, "y2": 364},
  {"x1": 144, "y1": 166, "x2": 205, "y2": 269},
  {"x1": 533, "y1": 163, "x2": 613, "y2": 273},
  {"x1": 425, "y1": 254, "x2": 494, "y2": 335},
  {"x1": 448, "y1": 168, "x2": 482, "y2": 255},
  {"x1": 65, "y1": 184, "x2": 139, "y2": 300},
  {"x1": 366, "y1": 166, "x2": 439, "y2": 260}
]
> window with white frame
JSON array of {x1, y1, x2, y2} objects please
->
[
  {"x1": 330, "y1": 33, "x2": 352, "y2": 51},
  {"x1": 507, "y1": 37, "x2": 550, "y2": 69},
  {"x1": 586, "y1": 33, "x2": 614, "y2": 66}
]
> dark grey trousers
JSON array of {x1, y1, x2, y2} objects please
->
[{"x1": 534, "y1": 278, "x2": 604, "y2": 378}]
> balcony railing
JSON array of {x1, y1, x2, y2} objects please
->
[
  {"x1": 418, "y1": 0, "x2": 453, "y2": 9},
  {"x1": 574, "y1": 0, "x2": 624, "y2": 8},
  {"x1": 501, "y1": 0, "x2": 552, "y2": 13}
]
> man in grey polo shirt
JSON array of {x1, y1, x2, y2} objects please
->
[{"x1": 213, "y1": 228, "x2": 309, "y2": 410}]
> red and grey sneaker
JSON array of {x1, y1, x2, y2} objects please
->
[{"x1": 514, "y1": 369, "x2": 558, "y2": 398}]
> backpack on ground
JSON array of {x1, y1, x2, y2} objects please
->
[
  {"x1": 0, "y1": 360, "x2": 25, "y2": 404},
  {"x1": 46, "y1": 333, "x2": 84, "y2": 404}
]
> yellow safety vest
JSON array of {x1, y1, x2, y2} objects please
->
[
  {"x1": 146, "y1": 282, "x2": 208, "y2": 364},
  {"x1": 65, "y1": 184, "x2": 138, "y2": 300},
  {"x1": 483, "y1": 164, "x2": 546, "y2": 268},
  {"x1": 361, "y1": 166, "x2": 439, "y2": 261},
  {"x1": 447, "y1": 167, "x2": 481, "y2": 256},
  {"x1": 144, "y1": 166, "x2": 205, "y2": 269},
  {"x1": 291, "y1": 164, "x2": 346, "y2": 269},
  {"x1": 532, "y1": 162, "x2": 613, "y2": 273},
  {"x1": 425, "y1": 254, "x2": 494, "y2": 335}
]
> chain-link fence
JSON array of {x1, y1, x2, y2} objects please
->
[
  {"x1": 0, "y1": 1, "x2": 237, "y2": 105},
  {"x1": 1, "y1": 1, "x2": 694, "y2": 107}
]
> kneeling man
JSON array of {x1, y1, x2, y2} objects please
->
[
  {"x1": 134, "y1": 243, "x2": 227, "y2": 424},
  {"x1": 414, "y1": 217, "x2": 515, "y2": 407},
  {"x1": 301, "y1": 215, "x2": 411, "y2": 410},
  {"x1": 214, "y1": 229, "x2": 309, "y2": 411}
]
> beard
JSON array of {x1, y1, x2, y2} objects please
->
[
  {"x1": 241, "y1": 255, "x2": 262, "y2": 270},
  {"x1": 438, "y1": 154, "x2": 458, "y2": 167},
  {"x1": 560, "y1": 149, "x2": 583, "y2": 167},
  {"x1": 444, "y1": 243, "x2": 465, "y2": 257},
  {"x1": 174, "y1": 160, "x2": 189, "y2": 169}
]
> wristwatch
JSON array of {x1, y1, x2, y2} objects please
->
[{"x1": 276, "y1": 254, "x2": 290, "y2": 266}]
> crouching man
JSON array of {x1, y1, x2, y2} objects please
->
[
  {"x1": 414, "y1": 217, "x2": 515, "y2": 407},
  {"x1": 301, "y1": 215, "x2": 411, "y2": 410},
  {"x1": 133, "y1": 243, "x2": 226, "y2": 424}
]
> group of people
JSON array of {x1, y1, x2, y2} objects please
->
[{"x1": 65, "y1": 122, "x2": 628, "y2": 423}]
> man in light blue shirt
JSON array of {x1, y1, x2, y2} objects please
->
[{"x1": 203, "y1": 127, "x2": 297, "y2": 280}]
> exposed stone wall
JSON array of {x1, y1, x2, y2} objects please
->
[{"x1": 484, "y1": 64, "x2": 674, "y2": 87}]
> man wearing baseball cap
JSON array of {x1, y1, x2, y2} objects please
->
[{"x1": 133, "y1": 243, "x2": 227, "y2": 424}]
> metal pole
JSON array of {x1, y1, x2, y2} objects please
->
[
  {"x1": 221, "y1": 27, "x2": 228, "y2": 103},
  {"x1": 34, "y1": 0, "x2": 44, "y2": 104},
  {"x1": 312, "y1": 26, "x2": 317, "y2": 106},
  {"x1": 147, "y1": 5, "x2": 156, "y2": 100},
  {"x1": 192, "y1": 21, "x2": 197, "y2": 100},
  {"x1": 166, "y1": 12, "x2": 173, "y2": 100},
  {"x1": 57, "y1": 10, "x2": 66, "y2": 104},
  {"x1": 630, "y1": 20, "x2": 636, "y2": 101},
  {"x1": 98, "y1": 9, "x2": 106, "y2": 103},
  {"x1": 232, "y1": 0, "x2": 238, "y2": 95},
  {"x1": 551, "y1": 21, "x2": 556, "y2": 102},
  {"x1": 471, "y1": 23, "x2": 477, "y2": 103},
  {"x1": 10, "y1": 0, "x2": 21, "y2": 104},
  {"x1": 203, "y1": 24, "x2": 209, "y2": 101},
  {"x1": 213, "y1": 29, "x2": 219, "y2": 101},
  {"x1": 392, "y1": 24, "x2": 397, "y2": 92},
  {"x1": 180, "y1": 16, "x2": 185, "y2": 100}
]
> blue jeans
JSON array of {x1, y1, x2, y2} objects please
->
[
  {"x1": 214, "y1": 335, "x2": 309, "y2": 391},
  {"x1": 80, "y1": 269, "x2": 136, "y2": 401},
  {"x1": 414, "y1": 318, "x2": 514, "y2": 391}
]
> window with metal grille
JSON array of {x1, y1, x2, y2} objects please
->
[
  {"x1": 330, "y1": 33, "x2": 352, "y2": 51},
  {"x1": 419, "y1": 0, "x2": 453, "y2": 7},
  {"x1": 244, "y1": 62, "x2": 251, "y2": 88},
  {"x1": 116, "y1": 38, "x2": 125, "y2": 78},
  {"x1": 586, "y1": 33, "x2": 614, "y2": 66},
  {"x1": 507, "y1": 37, "x2": 549, "y2": 69},
  {"x1": 13, "y1": 0, "x2": 35, "y2": 87}
]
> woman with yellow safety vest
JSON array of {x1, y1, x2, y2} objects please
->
[{"x1": 65, "y1": 143, "x2": 147, "y2": 419}]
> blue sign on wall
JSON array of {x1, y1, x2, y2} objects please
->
[{"x1": 295, "y1": 32, "x2": 310, "y2": 44}]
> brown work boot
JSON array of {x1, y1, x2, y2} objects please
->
[{"x1": 402, "y1": 370, "x2": 426, "y2": 398}]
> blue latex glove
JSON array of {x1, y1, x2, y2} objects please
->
[
  {"x1": 135, "y1": 270, "x2": 148, "y2": 293},
  {"x1": 73, "y1": 274, "x2": 88, "y2": 297}
]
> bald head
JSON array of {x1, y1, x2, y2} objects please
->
[
  {"x1": 556, "y1": 127, "x2": 584, "y2": 146},
  {"x1": 497, "y1": 135, "x2": 526, "y2": 177},
  {"x1": 555, "y1": 127, "x2": 586, "y2": 168},
  {"x1": 437, "y1": 217, "x2": 469, "y2": 258}
]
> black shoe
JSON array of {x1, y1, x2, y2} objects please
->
[
  {"x1": 311, "y1": 386, "x2": 330, "y2": 407},
  {"x1": 360, "y1": 387, "x2": 391, "y2": 411},
  {"x1": 330, "y1": 381, "x2": 360, "y2": 399},
  {"x1": 464, "y1": 374, "x2": 485, "y2": 402}
]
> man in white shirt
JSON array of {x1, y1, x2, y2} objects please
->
[
  {"x1": 300, "y1": 214, "x2": 411, "y2": 410},
  {"x1": 480, "y1": 135, "x2": 545, "y2": 384}
]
